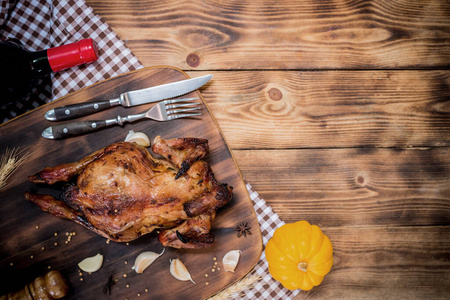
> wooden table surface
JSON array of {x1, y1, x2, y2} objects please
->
[{"x1": 88, "y1": 0, "x2": 450, "y2": 298}]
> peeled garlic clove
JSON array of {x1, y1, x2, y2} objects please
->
[
  {"x1": 223, "y1": 250, "x2": 242, "y2": 273},
  {"x1": 132, "y1": 248, "x2": 165, "y2": 273},
  {"x1": 124, "y1": 131, "x2": 151, "y2": 147},
  {"x1": 124, "y1": 130, "x2": 135, "y2": 143},
  {"x1": 170, "y1": 259, "x2": 195, "y2": 284},
  {"x1": 78, "y1": 253, "x2": 103, "y2": 273}
]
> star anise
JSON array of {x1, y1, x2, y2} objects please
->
[
  {"x1": 103, "y1": 275, "x2": 116, "y2": 295},
  {"x1": 235, "y1": 222, "x2": 252, "y2": 238}
]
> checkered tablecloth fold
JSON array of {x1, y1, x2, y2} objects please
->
[
  {"x1": 1, "y1": 1, "x2": 299, "y2": 298},
  {"x1": 242, "y1": 182, "x2": 299, "y2": 299}
]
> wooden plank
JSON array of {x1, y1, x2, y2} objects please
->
[
  {"x1": 86, "y1": 0, "x2": 450, "y2": 69},
  {"x1": 186, "y1": 70, "x2": 450, "y2": 149},
  {"x1": 0, "y1": 67, "x2": 263, "y2": 299},
  {"x1": 293, "y1": 226, "x2": 450, "y2": 299},
  {"x1": 233, "y1": 148, "x2": 450, "y2": 226}
]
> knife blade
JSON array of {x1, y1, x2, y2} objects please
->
[{"x1": 44, "y1": 74, "x2": 212, "y2": 121}]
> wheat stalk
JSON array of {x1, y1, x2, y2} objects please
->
[
  {"x1": 0, "y1": 147, "x2": 29, "y2": 191},
  {"x1": 207, "y1": 274, "x2": 262, "y2": 300}
]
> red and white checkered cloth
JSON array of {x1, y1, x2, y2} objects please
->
[{"x1": 0, "y1": 1, "x2": 299, "y2": 299}]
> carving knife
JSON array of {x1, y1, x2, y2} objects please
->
[{"x1": 44, "y1": 74, "x2": 212, "y2": 121}]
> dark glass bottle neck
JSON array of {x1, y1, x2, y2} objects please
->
[{"x1": 29, "y1": 50, "x2": 53, "y2": 74}]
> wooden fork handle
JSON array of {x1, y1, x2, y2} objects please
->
[{"x1": 42, "y1": 120, "x2": 108, "y2": 139}]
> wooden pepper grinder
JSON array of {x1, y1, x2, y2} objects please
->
[{"x1": 0, "y1": 270, "x2": 69, "y2": 300}]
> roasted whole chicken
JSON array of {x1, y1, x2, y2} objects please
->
[{"x1": 25, "y1": 136, "x2": 233, "y2": 249}]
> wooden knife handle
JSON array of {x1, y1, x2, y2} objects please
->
[
  {"x1": 42, "y1": 120, "x2": 108, "y2": 139},
  {"x1": 45, "y1": 100, "x2": 114, "y2": 121}
]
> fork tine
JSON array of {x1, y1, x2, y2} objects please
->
[
  {"x1": 168, "y1": 112, "x2": 202, "y2": 120},
  {"x1": 168, "y1": 106, "x2": 201, "y2": 114},
  {"x1": 166, "y1": 102, "x2": 201, "y2": 110}
]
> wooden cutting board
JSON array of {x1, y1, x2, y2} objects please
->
[{"x1": 0, "y1": 67, "x2": 263, "y2": 299}]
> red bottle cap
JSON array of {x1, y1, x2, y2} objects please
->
[{"x1": 47, "y1": 38, "x2": 99, "y2": 72}]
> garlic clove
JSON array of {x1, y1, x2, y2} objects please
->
[
  {"x1": 222, "y1": 250, "x2": 242, "y2": 273},
  {"x1": 78, "y1": 253, "x2": 103, "y2": 273},
  {"x1": 132, "y1": 248, "x2": 165, "y2": 273},
  {"x1": 170, "y1": 259, "x2": 195, "y2": 284},
  {"x1": 125, "y1": 130, "x2": 135, "y2": 140},
  {"x1": 124, "y1": 131, "x2": 151, "y2": 147}
]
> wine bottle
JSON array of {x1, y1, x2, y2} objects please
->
[{"x1": 0, "y1": 38, "x2": 99, "y2": 106}]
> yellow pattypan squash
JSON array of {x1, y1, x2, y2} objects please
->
[{"x1": 265, "y1": 220, "x2": 333, "y2": 291}]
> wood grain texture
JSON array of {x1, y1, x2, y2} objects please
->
[
  {"x1": 233, "y1": 148, "x2": 450, "y2": 226},
  {"x1": 297, "y1": 226, "x2": 450, "y2": 299},
  {"x1": 3, "y1": 0, "x2": 450, "y2": 298},
  {"x1": 0, "y1": 67, "x2": 262, "y2": 299},
  {"x1": 186, "y1": 70, "x2": 450, "y2": 149},
  {"x1": 86, "y1": 0, "x2": 450, "y2": 69}
]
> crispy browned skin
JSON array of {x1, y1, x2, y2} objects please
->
[
  {"x1": 25, "y1": 137, "x2": 232, "y2": 249},
  {"x1": 152, "y1": 136, "x2": 209, "y2": 179},
  {"x1": 158, "y1": 213, "x2": 216, "y2": 249}
]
